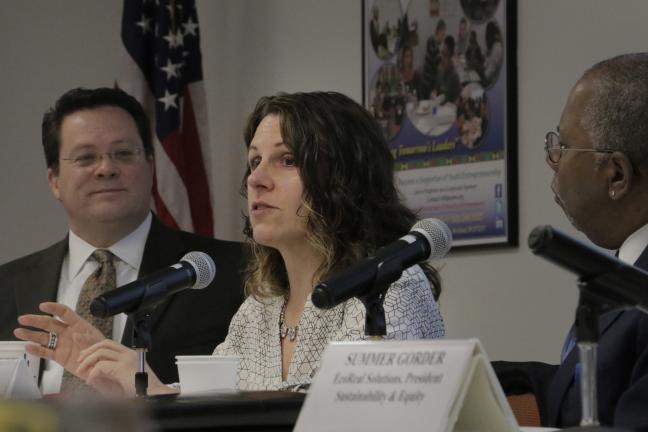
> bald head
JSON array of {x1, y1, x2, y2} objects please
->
[
  {"x1": 579, "y1": 53, "x2": 648, "y2": 171},
  {"x1": 550, "y1": 54, "x2": 648, "y2": 248}
]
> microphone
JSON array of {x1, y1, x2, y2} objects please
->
[
  {"x1": 312, "y1": 218, "x2": 452, "y2": 309},
  {"x1": 529, "y1": 225, "x2": 648, "y2": 311},
  {"x1": 90, "y1": 251, "x2": 216, "y2": 318}
]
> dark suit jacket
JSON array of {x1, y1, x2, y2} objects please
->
[
  {"x1": 0, "y1": 216, "x2": 246, "y2": 384},
  {"x1": 494, "y1": 247, "x2": 648, "y2": 430}
]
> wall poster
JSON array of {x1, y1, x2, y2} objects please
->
[{"x1": 363, "y1": 0, "x2": 518, "y2": 247}]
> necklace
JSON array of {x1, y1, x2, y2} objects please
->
[{"x1": 279, "y1": 298, "x2": 299, "y2": 342}]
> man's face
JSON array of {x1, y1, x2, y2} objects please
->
[
  {"x1": 549, "y1": 78, "x2": 610, "y2": 243},
  {"x1": 48, "y1": 106, "x2": 153, "y2": 236}
]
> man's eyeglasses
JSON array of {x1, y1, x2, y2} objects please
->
[
  {"x1": 60, "y1": 146, "x2": 145, "y2": 168},
  {"x1": 544, "y1": 131, "x2": 614, "y2": 164}
]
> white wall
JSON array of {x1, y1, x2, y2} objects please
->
[{"x1": 1, "y1": 0, "x2": 647, "y2": 363}]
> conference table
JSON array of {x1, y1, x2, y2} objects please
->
[
  {"x1": 146, "y1": 392, "x2": 566, "y2": 431},
  {"x1": 147, "y1": 391, "x2": 305, "y2": 431},
  {"x1": 147, "y1": 392, "x2": 563, "y2": 431},
  {"x1": 0, "y1": 393, "x2": 611, "y2": 431}
]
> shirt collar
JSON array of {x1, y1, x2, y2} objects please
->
[
  {"x1": 67, "y1": 213, "x2": 152, "y2": 280},
  {"x1": 618, "y1": 223, "x2": 648, "y2": 265}
]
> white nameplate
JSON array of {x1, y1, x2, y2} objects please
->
[
  {"x1": 295, "y1": 339, "x2": 517, "y2": 432},
  {"x1": 0, "y1": 341, "x2": 39, "y2": 383}
]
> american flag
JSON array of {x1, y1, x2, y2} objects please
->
[{"x1": 117, "y1": 0, "x2": 214, "y2": 236}]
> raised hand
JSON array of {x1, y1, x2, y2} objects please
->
[{"x1": 14, "y1": 302, "x2": 105, "y2": 379}]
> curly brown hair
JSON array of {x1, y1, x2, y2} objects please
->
[{"x1": 241, "y1": 91, "x2": 441, "y2": 300}]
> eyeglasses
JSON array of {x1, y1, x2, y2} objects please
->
[
  {"x1": 60, "y1": 146, "x2": 145, "y2": 168},
  {"x1": 544, "y1": 131, "x2": 614, "y2": 164}
]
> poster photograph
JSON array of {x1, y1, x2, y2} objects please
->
[{"x1": 363, "y1": 0, "x2": 518, "y2": 247}]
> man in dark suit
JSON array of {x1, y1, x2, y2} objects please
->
[
  {"x1": 495, "y1": 54, "x2": 648, "y2": 429},
  {"x1": 0, "y1": 88, "x2": 245, "y2": 393}
]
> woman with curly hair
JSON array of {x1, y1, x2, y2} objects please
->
[{"x1": 66, "y1": 91, "x2": 445, "y2": 394}]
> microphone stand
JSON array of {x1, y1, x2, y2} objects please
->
[
  {"x1": 359, "y1": 283, "x2": 389, "y2": 339},
  {"x1": 359, "y1": 261, "x2": 402, "y2": 339},
  {"x1": 129, "y1": 308, "x2": 153, "y2": 397},
  {"x1": 561, "y1": 279, "x2": 630, "y2": 432}
]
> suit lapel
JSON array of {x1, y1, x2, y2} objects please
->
[
  {"x1": 121, "y1": 217, "x2": 186, "y2": 345},
  {"x1": 546, "y1": 333, "x2": 579, "y2": 425},
  {"x1": 547, "y1": 245, "x2": 648, "y2": 425},
  {"x1": 14, "y1": 239, "x2": 67, "y2": 315},
  {"x1": 546, "y1": 307, "x2": 624, "y2": 425}
]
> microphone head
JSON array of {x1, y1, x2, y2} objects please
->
[
  {"x1": 411, "y1": 218, "x2": 452, "y2": 260},
  {"x1": 181, "y1": 251, "x2": 216, "y2": 289}
]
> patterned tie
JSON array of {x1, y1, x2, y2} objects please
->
[
  {"x1": 76, "y1": 249, "x2": 116, "y2": 338},
  {"x1": 61, "y1": 249, "x2": 116, "y2": 393}
]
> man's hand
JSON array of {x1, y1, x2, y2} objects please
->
[{"x1": 14, "y1": 302, "x2": 105, "y2": 379}]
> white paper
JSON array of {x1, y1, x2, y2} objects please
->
[{"x1": 0, "y1": 358, "x2": 41, "y2": 399}]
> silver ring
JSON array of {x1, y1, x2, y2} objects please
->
[{"x1": 47, "y1": 332, "x2": 58, "y2": 350}]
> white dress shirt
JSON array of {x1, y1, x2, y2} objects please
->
[
  {"x1": 40, "y1": 213, "x2": 152, "y2": 395},
  {"x1": 618, "y1": 223, "x2": 648, "y2": 265}
]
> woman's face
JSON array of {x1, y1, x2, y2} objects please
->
[{"x1": 246, "y1": 114, "x2": 307, "y2": 251}]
